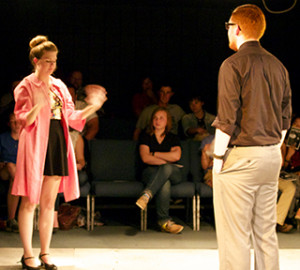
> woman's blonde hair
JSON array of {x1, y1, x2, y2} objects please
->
[
  {"x1": 231, "y1": 4, "x2": 266, "y2": 40},
  {"x1": 29, "y1": 35, "x2": 58, "y2": 68},
  {"x1": 147, "y1": 107, "x2": 172, "y2": 136}
]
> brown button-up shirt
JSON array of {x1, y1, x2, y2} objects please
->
[{"x1": 212, "y1": 41, "x2": 292, "y2": 146}]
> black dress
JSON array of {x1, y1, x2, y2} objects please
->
[{"x1": 43, "y1": 88, "x2": 69, "y2": 176}]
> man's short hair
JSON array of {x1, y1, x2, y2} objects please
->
[{"x1": 231, "y1": 4, "x2": 266, "y2": 40}]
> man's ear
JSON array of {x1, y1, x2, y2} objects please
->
[{"x1": 236, "y1": 25, "x2": 241, "y2": 36}]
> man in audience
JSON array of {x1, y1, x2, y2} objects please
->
[
  {"x1": 133, "y1": 84, "x2": 185, "y2": 141},
  {"x1": 69, "y1": 70, "x2": 86, "y2": 101},
  {"x1": 182, "y1": 95, "x2": 215, "y2": 141},
  {"x1": 67, "y1": 84, "x2": 99, "y2": 140},
  {"x1": 132, "y1": 77, "x2": 157, "y2": 118},
  {"x1": 0, "y1": 113, "x2": 20, "y2": 232}
]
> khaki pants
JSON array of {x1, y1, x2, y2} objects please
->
[
  {"x1": 213, "y1": 145, "x2": 281, "y2": 270},
  {"x1": 277, "y1": 178, "x2": 296, "y2": 225}
]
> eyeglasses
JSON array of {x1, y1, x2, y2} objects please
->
[{"x1": 225, "y1": 22, "x2": 237, "y2": 30}]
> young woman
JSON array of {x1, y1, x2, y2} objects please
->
[
  {"x1": 12, "y1": 35, "x2": 107, "y2": 270},
  {"x1": 136, "y1": 107, "x2": 184, "y2": 234}
]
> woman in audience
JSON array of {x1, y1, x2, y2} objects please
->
[
  {"x1": 12, "y1": 35, "x2": 107, "y2": 270},
  {"x1": 136, "y1": 107, "x2": 184, "y2": 234}
]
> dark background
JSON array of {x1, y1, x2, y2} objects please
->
[{"x1": 1, "y1": 0, "x2": 299, "y2": 117}]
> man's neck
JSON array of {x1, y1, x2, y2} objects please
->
[
  {"x1": 237, "y1": 38, "x2": 258, "y2": 50},
  {"x1": 158, "y1": 101, "x2": 168, "y2": 107},
  {"x1": 194, "y1": 109, "x2": 204, "y2": 119}
]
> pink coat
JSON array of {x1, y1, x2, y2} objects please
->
[{"x1": 12, "y1": 73, "x2": 86, "y2": 204}]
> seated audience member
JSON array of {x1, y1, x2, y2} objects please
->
[
  {"x1": 136, "y1": 107, "x2": 184, "y2": 234},
  {"x1": 68, "y1": 70, "x2": 86, "y2": 101},
  {"x1": 276, "y1": 142, "x2": 296, "y2": 233},
  {"x1": 133, "y1": 84, "x2": 185, "y2": 141},
  {"x1": 182, "y1": 95, "x2": 215, "y2": 141},
  {"x1": 0, "y1": 113, "x2": 20, "y2": 232},
  {"x1": 69, "y1": 131, "x2": 88, "y2": 187},
  {"x1": 132, "y1": 77, "x2": 157, "y2": 117},
  {"x1": 277, "y1": 116, "x2": 300, "y2": 231},
  {"x1": 200, "y1": 135, "x2": 215, "y2": 188},
  {"x1": 67, "y1": 84, "x2": 99, "y2": 140}
]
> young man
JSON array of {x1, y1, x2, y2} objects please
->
[
  {"x1": 212, "y1": 4, "x2": 292, "y2": 270},
  {"x1": 182, "y1": 96, "x2": 215, "y2": 140}
]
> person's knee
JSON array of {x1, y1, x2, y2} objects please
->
[
  {"x1": 20, "y1": 198, "x2": 36, "y2": 212},
  {"x1": 160, "y1": 163, "x2": 174, "y2": 176}
]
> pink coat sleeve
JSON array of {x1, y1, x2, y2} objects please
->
[{"x1": 14, "y1": 84, "x2": 36, "y2": 131}]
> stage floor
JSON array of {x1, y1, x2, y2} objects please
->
[{"x1": 1, "y1": 223, "x2": 300, "y2": 269}]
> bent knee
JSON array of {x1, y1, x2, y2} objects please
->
[{"x1": 160, "y1": 163, "x2": 175, "y2": 174}]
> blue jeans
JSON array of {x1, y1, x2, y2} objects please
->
[{"x1": 142, "y1": 164, "x2": 182, "y2": 225}]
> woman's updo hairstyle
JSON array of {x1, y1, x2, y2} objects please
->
[{"x1": 29, "y1": 35, "x2": 58, "y2": 67}]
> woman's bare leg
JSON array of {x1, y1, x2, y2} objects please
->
[
  {"x1": 18, "y1": 196, "x2": 38, "y2": 267},
  {"x1": 39, "y1": 175, "x2": 61, "y2": 264}
]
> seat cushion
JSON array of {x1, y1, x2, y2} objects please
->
[
  {"x1": 171, "y1": 181, "x2": 195, "y2": 198},
  {"x1": 197, "y1": 182, "x2": 213, "y2": 198}
]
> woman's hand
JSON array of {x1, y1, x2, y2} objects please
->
[{"x1": 84, "y1": 84, "x2": 107, "y2": 111}]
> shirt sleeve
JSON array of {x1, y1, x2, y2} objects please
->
[
  {"x1": 281, "y1": 69, "x2": 292, "y2": 130},
  {"x1": 181, "y1": 114, "x2": 194, "y2": 136},
  {"x1": 138, "y1": 131, "x2": 150, "y2": 147},
  {"x1": 212, "y1": 60, "x2": 241, "y2": 136}
]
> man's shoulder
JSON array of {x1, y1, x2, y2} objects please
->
[
  {"x1": 182, "y1": 113, "x2": 195, "y2": 120},
  {"x1": 140, "y1": 104, "x2": 158, "y2": 116},
  {"x1": 167, "y1": 104, "x2": 185, "y2": 114},
  {"x1": 205, "y1": 111, "x2": 216, "y2": 120}
]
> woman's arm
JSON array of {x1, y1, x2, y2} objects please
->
[
  {"x1": 75, "y1": 134, "x2": 86, "y2": 170},
  {"x1": 201, "y1": 144, "x2": 213, "y2": 170},
  {"x1": 154, "y1": 146, "x2": 181, "y2": 163},
  {"x1": 139, "y1": 144, "x2": 167, "y2": 165}
]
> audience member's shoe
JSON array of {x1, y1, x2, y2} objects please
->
[
  {"x1": 295, "y1": 208, "x2": 300, "y2": 220},
  {"x1": 161, "y1": 220, "x2": 184, "y2": 234},
  {"x1": 136, "y1": 194, "x2": 150, "y2": 210},
  {"x1": 276, "y1": 223, "x2": 293, "y2": 233},
  {"x1": 5, "y1": 218, "x2": 19, "y2": 233}
]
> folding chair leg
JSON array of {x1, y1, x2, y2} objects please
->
[
  {"x1": 87, "y1": 195, "x2": 90, "y2": 231},
  {"x1": 196, "y1": 194, "x2": 200, "y2": 231},
  {"x1": 193, "y1": 196, "x2": 196, "y2": 231},
  {"x1": 91, "y1": 195, "x2": 95, "y2": 231},
  {"x1": 141, "y1": 208, "x2": 147, "y2": 231}
]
